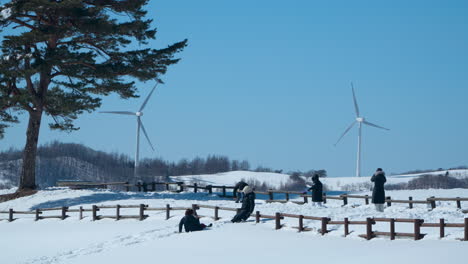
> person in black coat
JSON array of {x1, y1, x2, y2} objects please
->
[
  {"x1": 371, "y1": 168, "x2": 387, "y2": 212},
  {"x1": 307, "y1": 174, "x2": 323, "y2": 206},
  {"x1": 231, "y1": 186, "x2": 256, "y2": 222},
  {"x1": 179, "y1": 209, "x2": 211, "y2": 233},
  {"x1": 233, "y1": 181, "x2": 248, "y2": 203}
]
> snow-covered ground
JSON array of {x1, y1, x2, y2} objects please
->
[
  {"x1": 170, "y1": 171, "x2": 292, "y2": 189},
  {"x1": 0, "y1": 188, "x2": 467, "y2": 264},
  {"x1": 321, "y1": 169, "x2": 468, "y2": 191},
  {"x1": 169, "y1": 169, "x2": 468, "y2": 191}
]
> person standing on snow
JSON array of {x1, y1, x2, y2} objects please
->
[
  {"x1": 233, "y1": 180, "x2": 248, "y2": 203},
  {"x1": 371, "y1": 168, "x2": 387, "y2": 212},
  {"x1": 231, "y1": 186, "x2": 256, "y2": 222},
  {"x1": 179, "y1": 209, "x2": 212, "y2": 233},
  {"x1": 308, "y1": 174, "x2": 324, "y2": 206}
]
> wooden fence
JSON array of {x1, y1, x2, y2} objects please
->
[
  {"x1": 56, "y1": 181, "x2": 468, "y2": 210},
  {"x1": 1, "y1": 203, "x2": 467, "y2": 241}
]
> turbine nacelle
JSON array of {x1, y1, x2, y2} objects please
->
[
  {"x1": 136, "y1": 112, "x2": 143, "y2": 117},
  {"x1": 356, "y1": 117, "x2": 364, "y2": 122}
]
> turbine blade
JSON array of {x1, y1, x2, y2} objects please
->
[
  {"x1": 139, "y1": 118, "x2": 155, "y2": 151},
  {"x1": 99, "y1": 111, "x2": 135, "y2": 116},
  {"x1": 363, "y1": 120, "x2": 390, "y2": 131},
  {"x1": 334, "y1": 121, "x2": 357, "y2": 146},
  {"x1": 139, "y1": 83, "x2": 158, "y2": 112},
  {"x1": 351, "y1": 82, "x2": 360, "y2": 117}
]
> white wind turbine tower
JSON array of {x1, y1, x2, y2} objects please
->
[
  {"x1": 334, "y1": 83, "x2": 390, "y2": 177},
  {"x1": 100, "y1": 83, "x2": 158, "y2": 180}
]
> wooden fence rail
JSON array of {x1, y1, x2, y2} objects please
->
[{"x1": 1, "y1": 203, "x2": 467, "y2": 241}]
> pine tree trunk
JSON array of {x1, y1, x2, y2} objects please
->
[{"x1": 19, "y1": 110, "x2": 43, "y2": 190}]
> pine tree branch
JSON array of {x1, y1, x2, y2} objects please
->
[{"x1": 9, "y1": 18, "x2": 37, "y2": 30}]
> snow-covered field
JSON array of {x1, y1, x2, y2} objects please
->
[
  {"x1": 170, "y1": 171, "x2": 292, "y2": 189},
  {"x1": 1, "y1": 187, "x2": 467, "y2": 264},
  {"x1": 169, "y1": 169, "x2": 468, "y2": 191}
]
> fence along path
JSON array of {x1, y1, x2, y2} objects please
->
[
  {"x1": 0, "y1": 203, "x2": 467, "y2": 242},
  {"x1": 57, "y1": 181, "x2": 468, "y2": 210}
]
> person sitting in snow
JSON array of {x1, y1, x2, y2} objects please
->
[
  {"x1": 233, "y1": 180, "x2": 249, "y2": 203},
  {"x1": 179, "y1": 209, "x2": 212, "y2": 233},
  {"x1": 371, "y1": 168, "x2": 387, "y2": 212},
  {"x1": 231, "y1": 186, "x2": 256, "y2": 222},
  {"x1": 307, "y1": 174, "x2": 324, "y2": 206}
]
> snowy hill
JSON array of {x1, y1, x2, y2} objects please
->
[
  {"x1": 0, "y1": 188, "x2": 467, "y2": 264},
  {"x1": 169, "y1": 169, "x2": 468, "y2": 191},
  {"x1": 170, "y1": 171, "x2": 292, "y2": 189}
]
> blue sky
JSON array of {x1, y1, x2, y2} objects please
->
[{"x1": 1, "y1": 0, "x2": 468, "y2": 177}]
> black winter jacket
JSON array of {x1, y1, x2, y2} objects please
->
[
  {"x1": 231, "y1": 192, "x2": 256, "y2": 222},
  {"x1": 308, "y1": 180, "x2": 323, "y2": 202},
  {"x1": 371, "y1": 171, "x2": 387, "y2": 204},
  {"x1": 179, "y1": 215, "x2": 204, "y2": 233}
]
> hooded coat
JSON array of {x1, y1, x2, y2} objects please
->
[
  {"x1": 308, "y1": 176, "x2": 323, "y2": 202},
  {"x1": 231, "y1": 191, "x2": 256, "y2": 223},
  {"x1": 371, "y1": 170, "x2": 387, "y2": 204}
]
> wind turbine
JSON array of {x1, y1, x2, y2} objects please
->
[
  {"x1": 100, "y1": 83, "x2": 158, "y2": 180},
  {"x1": 334, "y1": 83, "x2": 390, "y2": 177}
]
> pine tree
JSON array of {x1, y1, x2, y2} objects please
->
[{"x1": 0, "y1": 0, "x2": 187, "y2": 190}]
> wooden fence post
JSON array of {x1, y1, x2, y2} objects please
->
[
  {"x1": 344, "y1": 217, "x2": 349, "y2": 237},
  {"x1": 390, "y1": 218, "x2": 395, "y2": 240},
  {"x1": 456, "y1": 197, "x2": 461, "y2": 209},
  {"x1": 275, "y1": 213, "x2": 281, "y2": 230},
  {"x1": 116, "y1": 204, "x2": 121, "y2": 221},
  {"x1": 35, "y1": 209, "x2": 40, "y2": 221},
  {"x1": 285, "y1": 192, "x2": 289, "y2": 201},
  {"x1": 151, "y1": 182, "x2": 156, "y2": 192},
  {"x1": 464, "y1": 218, "x2": 468, "y2": 241},
  {"x1": 207, "y1": 185, "x2": 213, "y2": 194},
  {"x1": 142, "y1": 182, "x2": 148, "y2": 192},
  {"x1": 137, "y1": 182, "x2": 142, "y2": 192},
  {"x1": 8, "y1": 208, "x2": 13, "y2": 222},
  {"x1": 268, "y1": 190, "x2": 274, "y2": 201},
  {"x1": 165, "y1": 183, "x2": 169, "y2": 191},
  {"x1": 414, "y1": 219, "x2": 423, "y2": 240},
  {"x1": 214, "y1": 206, "x2": 219, "y2": 221},
  {"x1": 139, "y1": 204, "x2": 145, "y2": 221},
  {"x1": 366, "y1": 218, "x2": 373, "y2": 240},
  {"x1": 61, "y1": 206, "x2": 68, "y2": 220},
  {"x1": 303, "y1": 196, "x2": 308, "y2": 203},
  {"x1": 342, "y1": 195, "x2": 348, "y2": 206},
  {"x1": 440, "y1": 218, "x2": 445, "y2": 238},
  {"x1": 194, "y1": 183, "x2": 198, "y2": 193},
  {"x1": 321, "y1": 217, "x2": 329, "y2": 235},
  {"x1": 222, "y1": 186, "x2": 226, "y2": 197},
  {"x1": 92, "y1": 205, "x2": 98, "y2": 221},
  {"x1": 386, "y1": 196, "x2": 392, "y2": 207},
  {"x1": 125, "y1": 181, "x2": 130, "y2": 192},
  {"x1": 79, "y1": 206, "x2": 83, "y2": 220},
  {"x1": 166, "y1": 204, "x2": 170, "y2": 220},
  {"x1": 299, "y1": 215, "x2": 304, "y2": 232},
  {"x1": 179, "y1": 183, "x2": 184, "y2": 192},
  {"x1": 428, "y1": 196, "x2": 436, "y2": 209},
  {"x1": 323, "y1": 193, "x2": 327, "y2": 204},
  {"x1": 365, "y1": 195, "x2": 369, "y2": 205},
  {"x1": 409, "y1": 196, "x2": 413, "y2": 209},
  {"x1": 255, "y1": 211, "x2": 260, "y2": 223}
]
